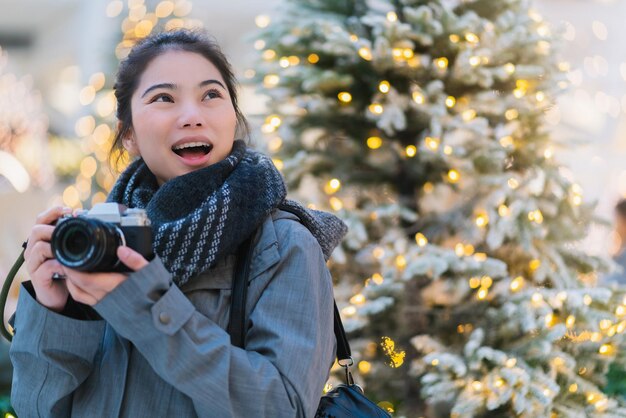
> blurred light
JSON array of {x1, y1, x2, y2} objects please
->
[
  {"x1": 263, "y1": 74, "x2": 280, "y2": 88},
  {"x1": 387, "y1": 12, "x2": 398, "y2": 22},
  {"x1": 465, "y1": 33, "x2": 479, "y2": 43},
  {"x1": 255, "y1": 15, "x2": 271, "y2": 28},
  {"x1": 369, "y1": 103, "x2": 384, "y2": 114},
  {"x1": 447, "y1": 169, "x2": 460, "y2": 183},
  {"x1": 563, "y1": 21, "x2": 576, "y2": 41},
  {"x1": 0, "y1": 151, "x2": 30, "y2": 192},
  {"x1": 379, "y1": 80, "x2": 390, "y2": 93},
  {"x1": 155, "y1": 1, "x2": 174, "y2": 18},
  {"x1": 106, "y1": 0, "x2": 124, "y2": 17},
  {"x1": 338, "y1": 92, "x2": 352, "y2": 103},
  {"x1": 75, "y1": 116, "x2": 96, "y2": 137},
  {"x1": 592, "y1": 20, "x2": 608, "y2": 41},
  {"x1": 367, "y1": 136, "x2": 382, "y2": 149},
  {"x1": 405, "y1": 145, "x2": 417, "y2": 157},
  {"x1": 89, "y1": 72, "x2": 106, "y2": 91},
  {"x1": 79, "y1": 86, "x2": 96, "y2": 105},
  {"x1": 358, "y1": 47, "x2": 373, "y2": 61},
  {"x1": 308, "y1": 53, "x2": 320, "y2": 64},
  {"x1": 434, "y1": 57, "x2": 448, "y2": 70}
]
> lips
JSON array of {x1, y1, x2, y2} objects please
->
[{"x1": 171, "y1": 137, "x2": 214, "y2": 165}]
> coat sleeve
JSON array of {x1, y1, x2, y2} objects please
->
[
  {"x1": 93, "y1": 222, "x2": 336, "y2": 418},
  {"x1": 9, "y1": 282, "x2": 106, "y2": 418}
]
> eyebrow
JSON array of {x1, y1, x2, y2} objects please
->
[{"x1": 141, "y1": 79, "x2": 227, "y2": 98}]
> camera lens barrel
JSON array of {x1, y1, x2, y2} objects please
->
[{"x1": 51, "y1": 217, "x2": 125, "y2": 272}]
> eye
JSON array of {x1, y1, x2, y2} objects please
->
[
  {"x1": 150, "y1": 93, "x2": 174, "y2": 103},
  {"x1": 203, "y1": 88, "x2": 223, "y2": 100}
]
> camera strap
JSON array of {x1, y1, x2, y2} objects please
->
[{"x1": 0, "y1": 242, "x2": 27, "y2": 342}]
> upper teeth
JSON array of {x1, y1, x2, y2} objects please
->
[{"x1": 173, "y1": 142, "x2": 210, "y2": 150}]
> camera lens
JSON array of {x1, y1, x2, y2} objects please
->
[
  {"x1": 59, "y1": 226, "x2": 90, "y2": 262},
  {"x1": 51, "y1": 217, "x2": 124, "y2": 272}
]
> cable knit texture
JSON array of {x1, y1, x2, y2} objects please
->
[{"x1": 107, "y1": 139, "x2": 347, "y2": 285}]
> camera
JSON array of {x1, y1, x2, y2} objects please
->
[{"x1": 51, "y1": 203, "x2": 154, "y2": 273}]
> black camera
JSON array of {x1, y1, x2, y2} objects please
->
[{"x1": 51, "y1": 203, "x2": 154, "y2": 273}]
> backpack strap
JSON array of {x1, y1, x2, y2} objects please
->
[{"x1": 227, "y1": 236, "x2": 254, "y2": 348}]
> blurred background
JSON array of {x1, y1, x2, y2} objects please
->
[
  {"x1": 0, "y1": 0, "x2": 625, "y2": 366},
  {"x1": 0, "y1": 0, "x2": 626, "y2": 413}
]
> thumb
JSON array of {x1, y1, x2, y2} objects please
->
[{"x1": 117, "y1": 246, "x2": 149, "y2": 272}]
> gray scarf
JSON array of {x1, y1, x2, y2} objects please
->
[{"x1": 108, "y1": 140, "x2": 347, "y2": 285}]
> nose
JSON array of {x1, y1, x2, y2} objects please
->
[{"x1": 178, "y1": 102, "x2": 204, "y2": 128}]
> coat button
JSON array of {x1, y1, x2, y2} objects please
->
[{"x1": 159, "y1": 312, "x2": 171, "y2": 325}]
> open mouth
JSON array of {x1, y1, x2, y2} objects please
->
[{"x1": 172, "y1": 142, "x2": 213, "y2": 159}]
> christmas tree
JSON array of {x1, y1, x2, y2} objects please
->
[{"x1": 253, "y1": 0, "x2": 626, "y2": 416}]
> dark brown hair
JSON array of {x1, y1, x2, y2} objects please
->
[{"x1": 110, "y1": 29, "x2": 249, "y2": 162}]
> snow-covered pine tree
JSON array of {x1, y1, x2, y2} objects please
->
[{"x1": 253, "y1": 0, "x2": 626, "y2": 416}]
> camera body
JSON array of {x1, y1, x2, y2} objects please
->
[{"x1": 51, "y1": 203, "x2": 154, "y2": 273}]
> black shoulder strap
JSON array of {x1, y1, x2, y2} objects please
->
[
  {"x1": 227, "y1": 236, "x2": 254, "y2": 348},
  {"x1": 227, "y1": 220, "x2": 352, "y2": 365}
]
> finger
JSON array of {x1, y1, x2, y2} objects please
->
[
  {"x1": 32, "y1": 259, "x2": 65, "y2": 284},
  {"x1": 35, "y1": 206, "x2": 73, "y2": 226},
  {"x1": 117, "y1": 246, "x2": 149, "y2": 272},
  {"x1": 25, "y1": 241, "x2": 54, "y2": 275},
  {"x1": 25, "y1": 225, "x2": 55, "y2": 259},
  {"x1": 66, "y1": 279, "x2": 97, "y2": 306}
]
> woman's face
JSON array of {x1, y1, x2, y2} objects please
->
[{"x1": 124, "y1": 49, "x2": 237, "y2": 185}]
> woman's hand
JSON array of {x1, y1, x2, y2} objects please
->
[
  {"x1": 24, "y1": 206, "x2": 73, "y2": 312},
  {"x1": 63, "y1": 246, "x2": 150, "y2": 306}
]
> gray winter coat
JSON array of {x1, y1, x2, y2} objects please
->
[{"x1": 10, "y1": 209, "x2": 336, "y2": 417}]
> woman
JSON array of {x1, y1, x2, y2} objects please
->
[{"x1": 10, "y1": 29, "x2": 346, "y2": 417}]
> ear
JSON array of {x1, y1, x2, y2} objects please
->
[{"x1": 121, "y1": 126, "x2": 139, "y2": 156}]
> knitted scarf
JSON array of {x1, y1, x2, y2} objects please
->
[{"x1": 108, "y1": 140, "x2": 347, "y2": 285}]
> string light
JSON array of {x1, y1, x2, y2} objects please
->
[
  {"x1": 465, "y1": 33, "x2": 479, "y2": 43},
  {"x1": 338, "y1": 92, "x2": 352, "y2": 103},
  {"x1": 372, "y1": 273, "x2": 384, "y2": 285},
  {"x1": 308, "y1": 53, "x2": 320, "y2": 64},
  {"x1": 529, "y1": 259, "x2": 541, "y2": 271},
  {"x1": 324, "y1": 178, "x2": 341, "y2": 194},
  {"x1": 358, "y1": 47, "x2": 373, "y2": 61},
  {"x1": 447, "y1": 169, "x2": 460, "y2": 183},
  {"x1": 469, "y1": 277, "x2": 481, "y2": 289},
  {"x1": 445, "y1": 96, "x2": 456, "y2": 108},
  {"x1": 263, "y1": 74, "x2": 280, "y2": 87},
  {"x1": 262, "y1": 49, "x2": 276, "y2": 60},
  {"x1": 379, "y1": 80, "x2": 390, "y2": 93},
  {"x1": 475, "y1": 213, "x2": 489, "y2": 227},
  {"x1": 449, "y1": 34, "x2": 460, "y2": 43},
  {"x1": 412, "y1": 91, "x2": 425, "y2": 104},
  {"x1": 510, "y1": 276, "x2": 524, "y2": 292},
  {"x1": 386, "y1": 11, "x2": 398, "y2": 22},
  {"x1": 255, "y1": 15, "x2": 271, "y2": 28},
  {"x1": 405, "y1": 145, "x2": 417, "y2": 157},
  {"x1": 504, "y1": 63, "x2": 516, "y2": 74},
  {"x1": 434, "y1": 57, "x2": 449, "y2": 70},
  {"x1": 367, "y1": 136, "x2": 383, "y2": 149},
  {"x1": 329, "y1": 197, "x2": 343, "y2": 211},
  {"x1": 425, "y1": 136, "x2": 440, "y2": 151},
  {"x1": 415, "y1": 233, "x2": 428, "y2": 246},
  {"x1": 461, "y1": 109, "x2": 476, "y2": 121},
  {"x1": 369, "y1": 103, "x2": 384, "y2": 114}
]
